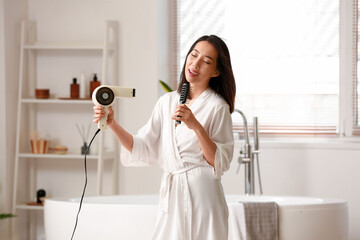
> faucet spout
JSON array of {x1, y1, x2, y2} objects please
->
[
  {"x1": 233, "y1": 109, "x2": 250, "y2": 147},
  {"x1": 233, "y1": 109, "x2": 262, "y2": 195}
]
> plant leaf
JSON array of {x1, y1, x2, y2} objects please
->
[
  {"x1": 159, "y1": 80, "x2": 174, "y2": 93},
  {"x1": 0, "y1": 214, "x2": 16, "y2": 220}
]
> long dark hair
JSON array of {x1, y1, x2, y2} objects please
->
[{"x1": 177, "y1": 35, "x2": 236, "y2": 113}]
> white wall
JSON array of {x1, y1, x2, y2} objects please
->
[
  {"x1": 26, "y1": 0, "x2": 162, "y2": 197},
  {"x1": 2, "y1": 0, "x2": 360, "y2": 240},
  {"x1": 0, "y1": 0, "x2": 28, "y2": 239},
  {"x1": 223, "y1": 139, "x2": 360, "y2": 240},
  {"x1": 0, "y1": 0, "x2": 8, "y2": 238},
  {"x1": 2, "y1": 0, "x2": 161, "y2": 238}
]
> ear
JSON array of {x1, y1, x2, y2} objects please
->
[{"x1": 212, "y1": 69, "x2": 220, "y2": 78}]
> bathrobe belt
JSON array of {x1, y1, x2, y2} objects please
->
[{"x1": 159, "y1": 165, "x2": 199, "y2": 213}]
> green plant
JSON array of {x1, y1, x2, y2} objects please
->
[
  {"x1": 0, "y1": 214, "x2": 16, "y2": 220},
  {"x1": 159, "y1": 80, "x2": 174, "y2": 93}
]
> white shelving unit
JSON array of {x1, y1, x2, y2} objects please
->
[{"x1": 12, "y1": 20, "x2": 119, "y2": 239}]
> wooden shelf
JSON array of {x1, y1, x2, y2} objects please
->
[
  {"x1": 16, "y1": 204, "x2": 43, "y2": 211},
  {"x1": 23, "y1": 41, "x2": 111, "y2": 50},
  {"x1": 21, "y1": 98, "x2": 93, "y2": 104},
  {"x1": 18, "y1": 151, "x2": 115, "y2": 160},
  {"x1": 18, "y1": 153, "x2": 98, "y2": 160}
]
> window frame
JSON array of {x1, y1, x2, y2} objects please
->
[
  {"x1": 352, "y1": 0, "x2": 360, "y2": 135},
  {"x1": 339, "y1": 0, "x2": 359, "y2": 137},
  {"x1": 168, "y1": 0, "x2": 359, "y2": 137}
]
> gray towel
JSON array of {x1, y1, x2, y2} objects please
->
[{"x1": 242, "y1": 202, "x2": 279, "y2": 240}]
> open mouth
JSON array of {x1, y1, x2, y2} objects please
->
[{"x1": 188, "y1": 68, "x2": 198, "y2": 76}]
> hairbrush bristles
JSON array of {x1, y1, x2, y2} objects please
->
[
  {"x1": 179, "y1": 83, "x2": 189, "y2": 104},
  {"x1": 176, "y1": 83, "x2": 189, "y2": 125}
]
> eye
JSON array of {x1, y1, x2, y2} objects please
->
[
  {"x1": 190, "y1": 53, "x2": 197, "y2": 57},
  {"x1": 204, "y1": 60, "x2": 210, "y2": 64}
]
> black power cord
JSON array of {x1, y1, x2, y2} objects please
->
[{"x1": 71, "y1": 128, "x2": 101, "y2": 240}]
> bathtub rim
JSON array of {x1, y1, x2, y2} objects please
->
[{"x1": 44, "y1": 194, "x2": 347, "y2": 210}]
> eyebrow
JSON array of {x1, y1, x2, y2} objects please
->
[{"x1": 193, "y1": 49, "x2": 214, "y2": 61}]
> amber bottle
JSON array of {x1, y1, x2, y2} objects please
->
[
  {"x1": 90, "y1": 74, "x2": 101, "y2": 97},
  {"x1": 70, "y1": 78, "x2": 79, "y2": 98}
]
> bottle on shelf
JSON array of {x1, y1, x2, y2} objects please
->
[
  {"x1": 90, "y1": 73, "x2": 101, "y2": 96},
  {"x1": 70, "y1": 78, "x2": 80, "y2": 98}
]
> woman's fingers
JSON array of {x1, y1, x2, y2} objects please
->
[
  {"x1": 172, "y1": 104, "x2": 191, "y2": 121},
  {"x1": 93, "y1": 106, "x2": 105, "y2": 122},
  {"x1": 175, "y1": 104, "x2": 188, "y2": 113},
  {"x1": 173, "y1": 105, "x2": 185, "y2": 117},
  {"x1": 174, "y1": 109, "x2": 185, "y2": 116},
  {"x1": 93, "y1": 106, "x2": 114, "y2": 126},
  {"x1": 172, "y1": 104, "x2": 199, "y2": 129}
]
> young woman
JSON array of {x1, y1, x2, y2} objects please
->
[{"x1": 93, "y1": 35, "x2": 236, "y2": 239}]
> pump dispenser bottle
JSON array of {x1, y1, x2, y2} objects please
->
[
  {"x1": 70, "y1": 78, "x2": 80, "y2": 98},
  {"x1": 90, "y1": 73, "x2": 101, "y2": 96}
]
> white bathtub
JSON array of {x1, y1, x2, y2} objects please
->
[{"x1": 44, "y1": 195, "x2": 348, "y2": 240}]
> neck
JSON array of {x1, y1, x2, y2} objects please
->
[{"x1": 188, "y1": 84, "x2": 208, "y2": 100}]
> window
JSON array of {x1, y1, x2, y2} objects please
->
[{"x1": 176, "y1": 0, "x2": 341, "y2": 135}]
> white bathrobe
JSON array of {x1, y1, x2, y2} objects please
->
[{"x1": 122, "y1": 88, "x2": 234, "y2": 240}]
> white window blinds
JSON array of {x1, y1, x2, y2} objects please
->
[{"x1": 177, "y1": 0, "x2": 339, "y2": 135}]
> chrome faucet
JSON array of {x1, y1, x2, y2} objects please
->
[{"x1": 233, "y1": 109, "x2": 262, "y2": 195}]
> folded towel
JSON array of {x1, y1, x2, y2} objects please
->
[{"x1": 242, "y1": 202, "x2": 279, "y2": 240}]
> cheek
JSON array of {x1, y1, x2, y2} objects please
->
[
  {"x1": 205, "y1": 65, "x2": 218, "y2": 76},
  {"x1": 185, "y1": 56, "x2": 192, "y2": 65}
]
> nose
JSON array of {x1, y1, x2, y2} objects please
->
[{"x1": 192, "y1": 58, "x2": 200, "y2": 69}]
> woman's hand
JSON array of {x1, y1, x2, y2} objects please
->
[
  {"x1": 93, "y1": 105, "x2": 115, "y2": 127},
  {"x1": 172, "y1": 104, "x2": 200, "y2": 130},
  {"x1": 172, "y1": 104, "x2": 216, "y2": 167},
  {"x1": 93, "y1": 105, "x2": 133, "y2": 152}
]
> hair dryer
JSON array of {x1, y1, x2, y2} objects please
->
[{"x1": 92, "y1": 85, "x2": 136, "y2": 130}]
